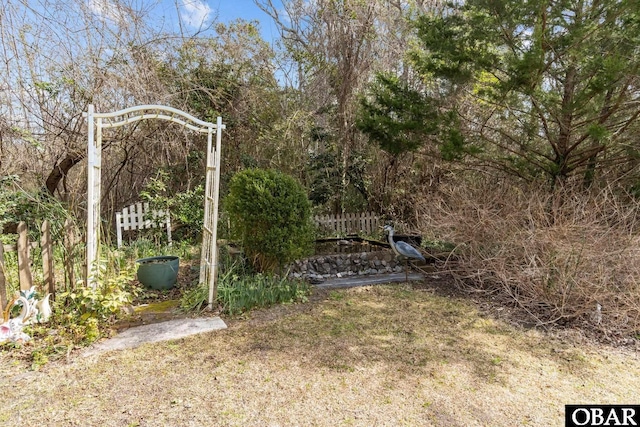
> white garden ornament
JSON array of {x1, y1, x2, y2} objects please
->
[{"x1": 0, "y1": 287, "x2": 52, "y2": 344}]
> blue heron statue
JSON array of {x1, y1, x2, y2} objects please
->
[{"x1": 384, "y1": 225, "x2": 425, "y2": 281}]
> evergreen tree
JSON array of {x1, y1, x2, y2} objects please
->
[{"x1": 359, "y1": 0, "x2": 640, "y2": 187}]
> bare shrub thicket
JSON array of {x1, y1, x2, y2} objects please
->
[{"x1": 418, "y1": 180, "x2": 640, "y2": 339}]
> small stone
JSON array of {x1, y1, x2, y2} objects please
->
[
  {"x1": 120, "y1": 305, "x2": 135, "y2": 315},
  {"x1": 309, "y1": 275, "x2": 325, "y2": 284}
]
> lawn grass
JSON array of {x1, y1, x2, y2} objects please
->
[{"x1": 1, "y1": 282, "x2": 639, "y2": 426}]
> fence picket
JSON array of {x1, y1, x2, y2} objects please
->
[
  {"x1": 122, "y1": 206, "x2": 131, "y2": 231},
  {"x1": 64, "y1": 218, "x2": 76, "y2": 291},
  {"x1": 143, "y1": 202, "x2": 152, "y2": 229},
  {"x1": 0, "y1": 243, "x2": 6, "y2": 312},
  {"x1": 313, "y1": 212, "x2": 379, "y2": 236},
  {"x1": 135, "y1": 202, "x2": 144, "y2": 229},
  {"x1": 17, "y1": 222, "x2": 33, "y2": 291},
  {"x1": 115, "y1": 202, "x2": 172, "y2": 247},
  {"x1": 41, "y1": 220, "x2": 55, "y2": 297},
  {"x1": 0, "y1": 221, "x2": 59, "y2": 308}
]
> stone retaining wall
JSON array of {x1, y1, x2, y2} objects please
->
[{"x1": 288, "y1": 250, "x2": 404, "y2": 282}]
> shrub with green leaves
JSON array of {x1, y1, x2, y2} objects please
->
[
  {"x1": 225, "y1": 168, "x2": 314, "y2": 272},
  {"x1": 139, "y1": 171, "x2": 205, "y2": 243}
]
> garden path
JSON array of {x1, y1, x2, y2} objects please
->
[{"x1": 83, "y1": 316, "x2": 227, "y2": 356}]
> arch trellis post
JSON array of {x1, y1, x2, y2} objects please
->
[{"x1": 84, "y1": 105, "x2": 225, "y2": 309}]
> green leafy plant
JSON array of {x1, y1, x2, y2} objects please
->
[
  {"x1": 139, "y1": 171, "x2": 205, "y2": 243},
  {"x1": 181, "y1": 244, "x2": 309, "y2": 315},
  {"x1": 306, "y1": 150, "x2": 370, "y2": 213},
  {"x1": 180, "y1": 245, "x2": 249, "y2": 312},
  {"x1": 357, "y1": 73, "x2": 439, "y2": 156},
  {"x1": 181, "y1": 269, "x2": 309, "y2": 315},
  {"x1": 224, "y1": 168, "x2": 314, "y2": 273},
  {"x1": 55, "y1": 257, "x2": 137, "y2": 345},
  {"x1": 0, "y1": 175, "x2": 20, "y2": 233},
  {"x1": 217, "y1": 274, "x2": 309, "y2": 316}
]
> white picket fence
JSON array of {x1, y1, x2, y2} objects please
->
[
  {"x1": 313, "y1": 211, "x2": 380, "y2": 236},
  {"x1": 115, "y1": 202, "x2": 172, "y2": 248}
]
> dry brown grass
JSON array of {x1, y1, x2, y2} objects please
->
[
  {"x1": 1, "y1": 283, "x2": 639, "y2": 426},
  {"x1": 419, "y1": 181, "x2": 640, "y2": 341}
]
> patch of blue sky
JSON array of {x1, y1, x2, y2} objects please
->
[{"x1": 150, "y1": 0, "x2": 281, "y2": 43}]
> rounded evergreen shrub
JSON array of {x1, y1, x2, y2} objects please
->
[{"x1": 224, "y1": 168, "x2": 314, "y2": 273}]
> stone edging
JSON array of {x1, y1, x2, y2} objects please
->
[{"x1": 288, "y1": 250, "x2": 404, "y2": 282}]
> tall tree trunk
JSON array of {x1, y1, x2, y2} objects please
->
[{"x1": 45, "y1": 153, "x2": 85, "y2": 196}]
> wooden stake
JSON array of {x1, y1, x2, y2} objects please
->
[
  {"x1": 41, "y1": 220, "x2": 55, "y2": 297},
  {"x1": 0, "y1": 243, "x2": 6, "y2": 312},
  {"x1": 17, "y1": 222, "x2": 33, "y2": 291},
  {"x1": 64, "y1": 219, "x2": 76, "y2": 291}
]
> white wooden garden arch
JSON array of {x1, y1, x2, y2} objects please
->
[{"x1": 84, "y1": 104, "x2": 224, "y2": 310}]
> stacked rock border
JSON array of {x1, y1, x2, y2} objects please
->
[{"x1": 289, "y1": 250, "x2": 405, "y2": 283}]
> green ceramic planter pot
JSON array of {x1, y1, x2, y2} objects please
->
[{"x1": 136, "y1": 256, "x2": 180, "y2": 290}]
